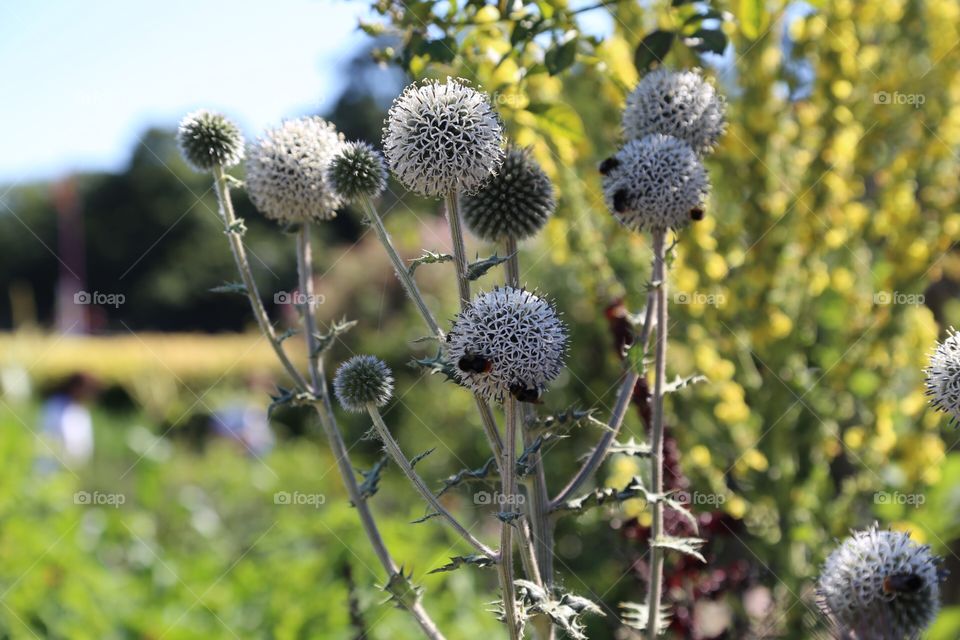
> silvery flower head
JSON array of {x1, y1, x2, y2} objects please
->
[
  {"x1": 245, "y1": 117, "x2": 345, "y2": 224},
  {"x1": 601, "y1": 134, "x2": 709, "y2": 233},
  {"x1": 818, "y1": 525, "x2": 944, "y2": 639},
  {"x1": 176, "y1": 110, "x2": 245, "y2": 172},
  {"x1": 334, "y1": 355, "x2": 394, "y2": 413},
  {"x1": 924, "y1": 327, "x2": 960, "y2": 425},
  {"x1": 445, "y1": 287, "x2": 567, "y2": 403},
  {"x1": 327, "y1": 141, "x2": 388, "y2": 201},
  {"x1": 382, "y1": 78, "x2": 504, "y2": 198},
  {"x1": 622, "y1": 68, "x2": 726, "y2": 156},
  {"x1": 461, "y1": 146, "x2": 556, "y2": 242}
]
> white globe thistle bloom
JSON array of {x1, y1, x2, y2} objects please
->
[
  {"x1": 382, "y1": 78, "x2": 504, "y2": 198},
  {"x1": 818, "y1": 525, "x2": 943, "y2": 639},
  {"x1": 622, "y1": 68, "x2": 726, "y2": 156},
  {"x1": 176, "y1": 110, "x2": 244, "y2": 172},
  {"x1": 924, "y1": 327, "x2": 960, "y2": 425},
  {"x1": 334, "y1": 355, "x2": 394, "y2": 413},
  {"x1": 245, "y1": 117, "x2": 345, "y2": 223},
  {"x1": 445, "y1": 287, "x2": 567, "y2": 403},
  {"x1": 601, "y1": 134, "x2": 709, "y2": 233}
]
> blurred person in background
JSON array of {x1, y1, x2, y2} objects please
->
[
  {"x1": 38, "y1": 372, "x2": 100, "y2": 469},
  {"x1": 209, "y1": 372, "x2": 275, "y2": 456}
]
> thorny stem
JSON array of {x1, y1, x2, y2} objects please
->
[
  {"x1": 646, "y1": 228, "x2": 668, "y2": 639},
  {"x1": 359, "y1": 194, "x2": 443, "y2": 339},
  {"x1": 366, "y1": 405, "x2": 497, "y2": 560},
  {"x1": 504, "y1": 235, "x2": 553, "y2": 591},
  {"x1": 501, "y1": 396, "x2": 521, "y2": 640},
  {"x1": 296, "y1": 223, "x2": 446, "y2": 640},
  {"x1": 549, "y1": 288, "x2": 655, "y2": 509},
  {"x1": 211, "y1": 165, "x2": 308, "y2": 391}
]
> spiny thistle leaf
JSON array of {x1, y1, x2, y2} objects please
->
[
  {"x1": 651, "y1": 535, "x2": 707, "y2": 563},
  {"x1": 312, "y1": 318, "x2": 358, "y2": 357},
  {"x1": 411, "y1": 511, "x2": 441, "y2": 525},
  {"x1": 604, "y1": 437, "x2": 652, "y2": 458},
  {"x1": 436, "y1": 457, "x2": 498, "y2": 497},
  {"x1": 554, "y1": 475, "x2": 676, "y2": 514},
  {"x1": 526, "y1": 406, "x2": 604, "y2": 433},
  {"x1": 356, "y1": 455, "x2": 389, "y2": 503},
  {"x1": 466, "y1": 253, "x2": 511, "y2": 281},
  {"x1": 664, "y1": 373, "x2": 708, "y2": 393},
  {"x1": 429, "y1": 554, "x2": 496, "y2": 574},
  {"x1": 407, "y1": 250, "x2": 453, "y2": 276},
  {"x1": 495, "y1": 511, "x2": 523, "y2": 523},
  {"x1": 209, "y1": 281, "x2": 248, "y2": 295},
  {"x1": 410, "y1": 447, "x2": 434, "y2": 468},
  {"x1": 409, "y1": 350, "x2": 461, "y2": 384},
  {"x1": 277, "y1": 327, "x2": 299, "y2": 343},
  {"x1": 517, "y1": 432, "x2": 564, "y2": 477},
  {"x1": 515, "y1": 581, "x2": 605, "y2": 640},
  {"x1": 226, "y1": 218, "x2": 247, "y2": 235},
  {"x1": 383, "y1": 567, "x2": 423, "y2": 610},
  {"x1": 621, "y1": 600, "x2": 672, "y2": 635},
  {"x1": 267, "y1": 386, "x2": 317, "y2": 418}
]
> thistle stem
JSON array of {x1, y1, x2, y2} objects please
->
[
  {"x1": 500, "y1": 396, "x2": 521, "y2": 640},
  {"x1": 359, "y1": 194, "x2": 442, "y2": 339},
  {"x1": 504, "y1": 237, "x2": 553, "y2": 590},
  {"x1": 211, "y1": 165, "x2": 308, "y2": 391},
  {"x1": 366, "y1": 405, "x2": 497, "y2": 560},
  {"x1": 549, "y1": 292, "x2": 654, "y2": 509},
  {"x1": 296, "y1": 223, "x2": 446, "y2": 640},
  {"x1": 646, "y1": 228, "x2": 668, "y2": 639}
]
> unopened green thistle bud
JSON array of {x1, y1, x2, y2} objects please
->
[
  {"x1": 818, "y1": 525, "x2": 944, "y2": 639},
  {"x1": 333, "y1": 355, "x2": 394, "y2": 413},
  {"x1": 461, "y1": 146, "x2": 556, "y2": 242},
  {"x1": 327, "y1": 141, "x2": 388, "y2": 201},
  {"x1": 176, "y1": 110, "x2": 244, "y2": 172},
  {"x1": 924, "y1": 327, "x2": 960, "y2": 425}
]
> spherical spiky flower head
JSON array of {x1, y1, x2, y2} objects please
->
[
  {"x1": 383, "y1": 78, "x2": 504, "y2": 198},
  {"x1": 327, "y1": 141, "x2": 388, "y2": 201},
  {"x1": 818, "y1": 525, "x2": 944, "y2": 639},
  {"x1": 445, "y1": 287, "x2": 567, "y2": 403},
  {"x1": 334, "y1": 355, "x2": 394, "y2": 413},
  {"x1": 601, "y1": 134, "x2": 709, "y2": 233},
  {"x1": 177, "y1": 110, "x2": 244, "y2": 172},
  {"x1": 924, "y1": 327, "x2": 960, "y2": 425},
  {"x1": 461, "y1": 146, "x2": 556, "y2": 242},
  {"x1": 245, "y1": 117, "x2": 345, "y2": 224},
  {"x1": 622, "y1": 68, "x2": 726, "y2": 156}
]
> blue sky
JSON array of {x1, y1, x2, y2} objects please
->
[{"x1": 0, "y1": 1, "x2": 369, "y2": 184}]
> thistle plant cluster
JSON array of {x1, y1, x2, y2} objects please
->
[{"x1": 175, "y1": 64, "x2": 949, "y2": 640}]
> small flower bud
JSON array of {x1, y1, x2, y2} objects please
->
[
  {"x1": 176, "y1": 110, "x2": 244, "y2": 172},
  {"x1": 462, "y1": 146, "x2": 556, "y2": 242},
  {"x1": 327, "y1": 141, "x2": 388, "y2": 201},
  {"x1": 334, "y1": 355, "x2": 394, "y2": 412}
]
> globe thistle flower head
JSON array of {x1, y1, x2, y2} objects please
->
[
  {"x1": 176, "y1": 110, "x2": 244, "y2": 172},
  {"x1": 622, "y1": 68, "x2": 726, "y2": 156},
  {"x1": 383, "y1": 77, "x2": 504, "y2": 198},
  {"x1": 334, "y1": 355, "x2": 394, "y2": 413},
  {"x1": 461, "y1": 146, "x2": 556, "y2": 242},
  {"x1": 245, "y1": 117, "x2": 345, "y2": 224},
  {"x1": 924, "y1": 327, "x2": 960, "y2": 425},
  {"x1": 445, "y1": 287, "x2": 567, "y2": 403},
  {"x1": 601, "y1": 134, "x2": 709, "y2": 233},
  {"x1": 818, "y1": 525, "x2": 944, "y2": 639},
  {"x1": 327, "y1": 141, "x2": 388, "y2": 201}
]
